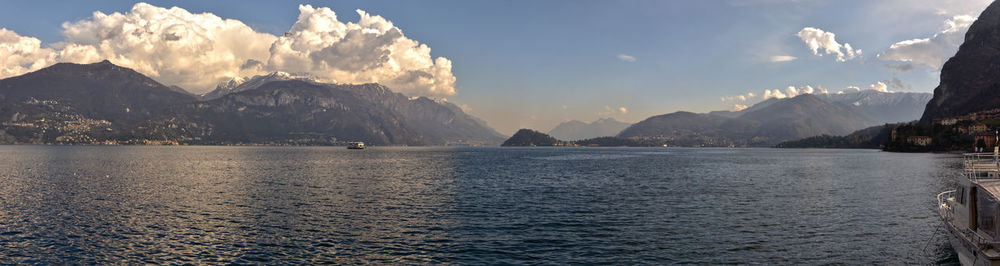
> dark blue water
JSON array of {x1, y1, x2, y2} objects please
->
[{"x1": 0, "y1": 146, "x2": 961, "y2": 264}]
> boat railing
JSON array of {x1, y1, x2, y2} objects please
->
[
  {"x1": 939, "y1": 190, "x2": 956, "y2": 223},
  {"x1": 964, "y1": 153, "x2": 1000, "y2": 179},
  {"x1": 939, "y1": 189, "x2": 1000, "y2": 248}
]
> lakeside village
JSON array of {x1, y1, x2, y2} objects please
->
[
  {"x1": 0, "y1": 98, "x2": 488, "y2": 146},
  {"x1": 0, "y1": 98, "x2": 319, "y2": 146},
  {"x1": 887, "y1": 108, "x2": 1000, "y2": 152}
]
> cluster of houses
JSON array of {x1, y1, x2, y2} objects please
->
[
  {"x1": 933, "y1": 108, "x2": 1000, "y2": 125},
  {"x1": 903, "y1": 115, "x2": 998, "y2": 148}
]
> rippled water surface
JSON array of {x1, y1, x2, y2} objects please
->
[{"x1": 0, "y1": 146, "x2": 963, "y2": 264}]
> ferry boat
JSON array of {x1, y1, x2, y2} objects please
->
[
  {"x1": 347, "y1": 142, "x2": 366, "y2": 149},
  {"x1": 939, "y1": 151, "x2": 1000, "y2": 265}
]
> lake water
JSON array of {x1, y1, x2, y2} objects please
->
[{"x1": 0, "y1": 146, "x2": 962, "y2": 264}]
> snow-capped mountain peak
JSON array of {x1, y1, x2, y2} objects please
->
[{"x1": 202, "y1": 72, "x2": 317, "y2": 100}]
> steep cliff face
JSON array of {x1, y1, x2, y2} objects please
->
[{"x1": 921, "y1": 1, "x2": 1000, "y2": 122}]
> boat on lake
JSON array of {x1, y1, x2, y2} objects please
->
[
  {"x1": 939, "y1": 151, "x2": 1000, "y2": 265},
  {"x1": 347, "y1": 142, "x2": 366, "y2": 149}
]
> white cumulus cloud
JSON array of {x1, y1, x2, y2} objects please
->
[
  {"x1": 878, "y1": 15, "x2": 975, "y2": 69},
  {"x1": 796, "y1": 27, "x2": 861, "y2": 62},
  {"x1": 0, "y1": 3, "x2": 459, "y2": 97},
  {"x1": 785, "y1": 86, "x2": 800, "y2": 98},
  {"x1": 726, "y1": 84, "x2": 828, "y2": 103},
  {"x1": 267, "y1": 5, "x2": 456, "y2": 97},
  {"x1": 816, "y1": 85, "x2": 828, "y2": 94},
  {"x1": 764, "y1": 89, "x2": 787, "y2": 99},
  {"x1": 721, "y1": 84, "x2": 837, "y2": 111},
  {"x1": 58, "y1": 3, "x2": 278, "y2": 91},
  {"x1": 0, "y1": 28, "x2": 56, "y2": 78},
  {"x1": 868, "y1": 81, "x2": 889, "y2": 93}
]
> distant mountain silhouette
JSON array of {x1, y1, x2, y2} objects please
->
[
  {"x1": 619, "y1": 94, "x2": 896, "y2": 146},
  {"x1": 618, "y1": 111, "x2": 753, "y2": 138},
  {"x1": 547, "y1": 118, "x2": 631, "y2": 140}
]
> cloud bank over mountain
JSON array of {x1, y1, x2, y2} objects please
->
[
  {"x1": 0, "y1": 3, "x2": 456, "y2": 97},
  {"x1": 721, "y1": 81, "x2": 897, "y2": 107},
  {"x1": 58, "y1": 3, "x2": 277, "y2": 91},
  {"x1": 0, "y1": 29, "x2": 55, "y2": 77}
]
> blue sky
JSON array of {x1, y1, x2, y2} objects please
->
[{"x1": 0, "y1": 0, "x2": 991, "y2": 134}]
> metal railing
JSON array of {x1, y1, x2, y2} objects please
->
[
  {"x1": 939, "y1": 190, "x2": 956, "y2": 222},
  {"x1": 938, "y1": 189, "x2": 1000, "y2": 249},
  {"x1": 965, "y1": 153, "x2": 1000, "y2": 179}
]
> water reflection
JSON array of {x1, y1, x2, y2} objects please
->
[
  {"x1": 0, "y1": 146, "x2": 462, "y2": 264},
  {"x1": 0, "y1": 146, "x2": 967, "y2": 264}
]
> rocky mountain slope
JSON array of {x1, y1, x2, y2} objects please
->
[
  {"x1": 818, "y1": 91, "x2": 931, "y2": 123},
  {"x1": 618, "y1": 94, "x2": 879, "y2": 146},
  {"x1": 739, "y1": 94, "x2": 875, "y2": 143},
  {"x1": 0, "y1": 60, "x2": 197, "y2": 128},
  {"x1": 921, "y1": 1, "x2": 1000, "y2": 122},
  {"x1": 201, "y1": 72, "x2": 311, "y2": 100}
]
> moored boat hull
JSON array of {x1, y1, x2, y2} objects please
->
[
  {"x1": 942, "y1": 210, "x2": 1000, "y2": 266},
  {"x1": 944, "y1": 223, "x2": 987, "y2": 266}
]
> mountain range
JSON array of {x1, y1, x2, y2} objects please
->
[
  {"x1": 0, "y1": 60, "x2": 935, "y2": 147},
  {"x1": 0, "y1": 61, "x2": 505, "y2": 146},
  {"x1": 618, "y1": 91, "x2": 931, "y2": 147},
  {"x1": 547, "y1": 118, "x2": 631, "y2": 140}
]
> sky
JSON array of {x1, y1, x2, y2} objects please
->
[{"x1": 0, "y1": 0, "x2": 993, "y2": 135}]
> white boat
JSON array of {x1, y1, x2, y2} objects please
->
[
  {"x1": 939, "y1": 151, "x2": 1000, "y2": 265},
  {"x1": 347, "y1": 142, "x2": 366, "y2": 149}
]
